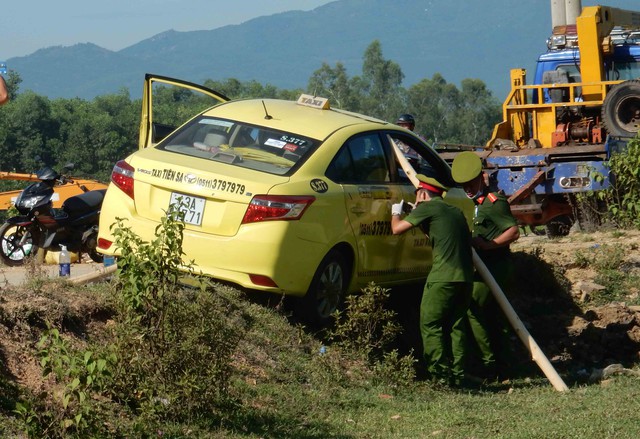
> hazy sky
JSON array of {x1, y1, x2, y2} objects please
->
[{"x1": 2, "y1": 0, "x2": 334, "y2": 60}]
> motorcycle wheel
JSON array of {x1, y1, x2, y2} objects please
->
[
  {"x1": 0, "y1": 223, "x2": 41, "y2": 266},
  {"x1": 87, "y1": 247, "x2": 104, "y2": 263}
]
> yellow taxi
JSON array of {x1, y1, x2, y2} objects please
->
[{"x1": 97, "y1": 74, "x2": 472, "y2": 325}]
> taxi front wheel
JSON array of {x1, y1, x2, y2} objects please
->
[{"x1": 297, "y1": 250, "x2": 350, "y2": 328}]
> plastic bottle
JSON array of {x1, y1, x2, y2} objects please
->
[
  {"x1": 103, "y1": 254, "x2": 116, "y2": 267},
  {"x1": 59, "y1": 245, "x2": 71, "y2": 277}
]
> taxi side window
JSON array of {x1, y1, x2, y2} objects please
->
[
  {"x1": 326, "y1": 133, "x2": 390, "y2": 183},
  {"x1": 388, "y1": 133, "x2": 437, "y2": 181}
]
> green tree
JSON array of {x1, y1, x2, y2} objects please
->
[
  {"x1": 51, "y1": 91, "x2": 138, "y2": 181},
  {"x1": 406, "y1": 74, "x2": 460, "y2": 144},
  {"x1": 203, "y1": 78, "x2": 300, "y2": 100},
  {"x1": 352, "y1": 40, "x2": 405, "y2": 120},
  {"x1": 2, "y1": 91, "x2": 57, "y2": 172},
  {"x1": 4, "y1": 70, "x2": 22, "y2": 102},
  {"x1": 455, "y1": 78, "x2": 501, "y2": 145},
  {"x1": 307, "y1": 62, "x2": 357, "y2": 110}
]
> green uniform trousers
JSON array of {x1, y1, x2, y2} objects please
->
[
  {"x1": 468, "y1": 257, "x2": 514, "y2": 376},
  {"x1": 420, "y1": 281, "x2": 472, "y2": 382}
]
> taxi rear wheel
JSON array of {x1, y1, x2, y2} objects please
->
[{"x1": 298, "y1": 250, "x2": 350, "y2": 328}]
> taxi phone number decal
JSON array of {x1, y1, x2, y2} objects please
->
[{"x1": 152, "y1": 168, "x2": 246, "y2": 194}]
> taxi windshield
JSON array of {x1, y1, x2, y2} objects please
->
[{"x1": 158, "y1": 116, "x2": 319, "y2": 175}]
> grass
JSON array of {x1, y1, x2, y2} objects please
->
[
  {"x1": 2, "y1": 218, "x2": 640, "y2": 437},
  {"x1": 2, "y1": 274, "x2": 640, "y2": 438}
]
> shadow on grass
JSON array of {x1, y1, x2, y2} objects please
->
[
  {"x1": 0, "y1": 347, "x2": 21, "y2": 413},
  {"x1": 217, "y1": 406, "x2": 355, "y2": 439}
]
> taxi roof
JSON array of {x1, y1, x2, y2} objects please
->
[{"x1": 203, "y1": 98, "x2": 390, "y2": 140}]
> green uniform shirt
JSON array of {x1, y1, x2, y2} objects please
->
[
  {"x1": 474, "y1": 192, "x2": 517, "y2": 260},
  {"x1": 405, "y1": 197, "x2": 473, "y2": 283}
]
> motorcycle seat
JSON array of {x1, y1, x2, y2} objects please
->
[{"x1": 63, "y1": 189, "x2": 106, "y2": 216}]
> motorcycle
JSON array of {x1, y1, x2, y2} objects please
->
[{"x1": 0, "y1": 163, "x2": 106, "y2": 266}]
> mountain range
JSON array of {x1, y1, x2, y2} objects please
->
[{"x1": 6, "y1": 0, "x2": 639, "y2": 101}]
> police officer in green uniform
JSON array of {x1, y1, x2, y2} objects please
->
[
  {"x1": 451, "y1": 152, "x2": 520, "y2": 380},
  {"x1": 391, "y1": 175, "x2": 474, "y2": 387}
]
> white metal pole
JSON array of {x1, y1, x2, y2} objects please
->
[
  {"x1": 472, "y1": 250, "x2": 569, "y2": 391},
  {"x1": 565, "y1": 0, "x2": 582, "y2": 25},
  {"x1": 390, "y1": 138, "x2": 569, "y2": 392},
  {"x1": 551, "y1": 0, "x2": 567, "y2": 28}
]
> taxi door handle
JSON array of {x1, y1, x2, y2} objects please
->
[{"x1": 350, "y1": 205, "x2": 366, "y2": 214}]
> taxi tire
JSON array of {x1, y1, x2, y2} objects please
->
[{"x1": 298, "y1": 250, "x2": 350, "y2": 328}]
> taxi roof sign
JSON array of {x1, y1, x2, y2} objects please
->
[{"x1": 297, "y1": 94, "x2": 330, "y2": 110}]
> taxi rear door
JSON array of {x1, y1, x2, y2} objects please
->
[{"x1": 139, "y1": 74, "x2": 230, "y2": 149}]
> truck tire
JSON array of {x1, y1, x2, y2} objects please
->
[
  {"x1": 571, "y1": 194, "x2": 604, "y2": 233},
  {"x1": 602, "y1": 80, "x2": 640, "y2": 138},
  {"x1": 546, "y1": 215, "x2": 573, "y2": 238}
]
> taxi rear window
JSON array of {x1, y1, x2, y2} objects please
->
[{"x1": 158, "y1": 117, "x2": 318, "y2": 175}]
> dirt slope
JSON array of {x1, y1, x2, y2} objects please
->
[
  {"x1": 1, "y1": 228, "x2": 640, "y2": 395},
  {"x1": 508, "y1": 228, "x2": 640, "y2": 376}
]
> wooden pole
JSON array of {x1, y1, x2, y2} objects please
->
[
  {"x1": 472, "y1": 250, "x2": 568, "y2": 391},
  {"x1": 69, "y1": 264, "x2": 117, "y2": 285},
  {"x1": 390, "y1": 138, "x2": 569, "y2": 391}
]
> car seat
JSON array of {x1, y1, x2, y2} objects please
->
[{"x1": 194, "y1": 132, "x2": 229, "y2": 151}]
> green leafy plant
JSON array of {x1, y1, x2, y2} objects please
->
[
  {"x1": 328, "y1": 282, "x2": 415, "y2": 386},
  {"x1": 106, "y1": 203, "x2": 246, "y2": 423},
  {"x1": 110, "y1": 204, "x2": 192, "y2": 328},
  {"x1": 574, "y1": 248, "x2": 593, "y2": 269},
  {"x1": 25, "y1": 324, "x2": 117, "y2": 436},
  {"x1": 593, "y1": 137, "x2": 640, "y2": 228}
]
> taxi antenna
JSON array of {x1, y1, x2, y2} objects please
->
[{"x1": 262, "y1": 100, "x2": 273, "y2": 120}]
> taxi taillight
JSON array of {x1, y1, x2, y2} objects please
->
[
  {"x1": 111, "y1": 160, "x2": 135, "y2": 199},
  {"x1": 242, "y1": 195, "x2": 315, "y2": 224},
  {"x1": 97, "y1": 238, "x2": 113, "y2": 250}
]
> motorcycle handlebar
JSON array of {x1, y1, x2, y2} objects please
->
[{"x1": 57, "y1": 175, "x2": 74, "y2": 185}]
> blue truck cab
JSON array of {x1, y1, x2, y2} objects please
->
[{"x1": 534, "y1": 32, "x2": 640, "y2": 104}]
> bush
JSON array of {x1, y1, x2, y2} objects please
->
[
  {"x1": 593, "y1": 136, "x2": 640, "y2": 228},
  {"x1": 14, "y1": 205, "x2": 250, "y2": 437},
  {"x1": 328, "y1": 282, "x2": 416, "y2": 387},
  {"x1": 107, "y1": 206, "x2": 248, "y2": 424}
]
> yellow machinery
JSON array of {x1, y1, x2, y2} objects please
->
[
  {"x1": 0, "y1": 171, "x2": 108, "y2": 210},
  {"x1": 439, "y1": 2, "x2": 640, "y2": 236},
  {"x1": 488, "y1": 4, "x2": 640, "y2": 149}
]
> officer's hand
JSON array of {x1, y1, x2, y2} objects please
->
[
  {"x1": 391, "y1": 200, "x2": 405, "y2": 216},
  {"x1": 406, "y1": 201, "x2": 416, "y2": 212}
]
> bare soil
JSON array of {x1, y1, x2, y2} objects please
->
[{"x1": 507, "y1": 228, "x2": 640, "y2": 377}]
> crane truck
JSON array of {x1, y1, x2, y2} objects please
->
[{"x1": 438, "y1": 1, "x2": 640, "y2": 236}]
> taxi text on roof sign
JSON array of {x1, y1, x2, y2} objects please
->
[{"x1": 297, "y1": 94, "x2": 330, "y2": 110}]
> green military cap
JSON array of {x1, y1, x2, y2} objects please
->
[
  {"x1": 451, "y1": 151, "x2": 483, "y2": 184},
  {"x1": 416, "y1": 174, "x2": 447, "y2": 194}
]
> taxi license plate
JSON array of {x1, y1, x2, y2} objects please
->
[{"x1": 169, "y1": 193, "x2": 205, "y2": 226}]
